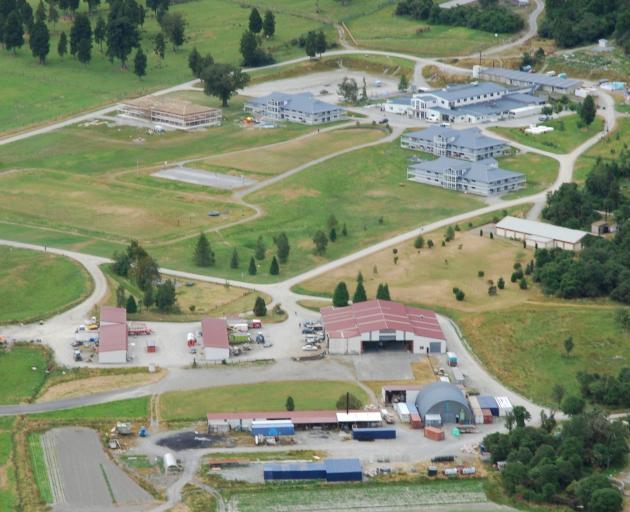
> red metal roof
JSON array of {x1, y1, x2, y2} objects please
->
[
  {"x1": 202, "y1": 317, "x2": 229, "y2": 349},
  {"x1": 206, "y1": 410, "x2": 342, "y2": 425},
  {"x1": 320, "y1": 299, "x2": 445, "y2": 340},
  {"x1": 100, "y1": 306, "x2": 127, "y2": 325},
  {"x1": 98, "y1": 323, "x2": 128, "y2": 353}
]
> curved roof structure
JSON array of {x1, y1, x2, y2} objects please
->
[{"x1": 414, "y1": 381, "x2": 470, "y2": 417}]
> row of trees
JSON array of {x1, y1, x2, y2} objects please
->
[
  {"x1": 193, "y1": 232, "x2": 290, "y2": 275},
  {"x1": 395, "y1": 0, "x2": 524, "y2": 34},
  {"x1": 312, "y1": 215, "x2": 348, "y2": 255},
  {"x1": 332, "y1": 274, "x2": 391, "y2": 307},
  {"x1": 539, "y1": 0, "x2": 630, "y2": 54},
  {"x1": 484, "y1": 406, "x2": 627, "y2": 511}
]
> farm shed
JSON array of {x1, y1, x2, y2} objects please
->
[
  {"x1": 321, "y1": 299, "x2": 446, "y2": 355},
  {"x1": 201, "y1": 317, "x2": 230, "y2": 362},
  {"x1": 415, "y1": 382, "x2": 473, "y2": 424},
  {"x1": 98, "y1": 306, "x2": 128, "y2": 364},
  {"x1": 324, "y1": 459, "x2": 363, "y2": 482},
  {"x1": 263, "y1": 459, "x2": 362, "y2": 482},
  {"x1": 207, "y1": 410, "x2": 339, "y2": 433},
  {"x1": 495, "y1": 216, "x2": 588, "y2": 251},
  {"x1": 336, "y1": 412, "x2": 382, "y2": 428},
  {"x1": 164, "y1": 453, "x2": 178, "y2": 473}
]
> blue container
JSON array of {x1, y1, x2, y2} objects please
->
[
  {"x1": 352, "y1": 428, "x2": 396, "y2": 441},
  {"x1": 324, "y1": 459, "x2": 363, "y2": 482},
  {"x1": 252, "y1": 425, "x2": 295, "y2": 436},
  {"x1": 477, "y1": 396, "x2": 499, "y2": 416},
  {"x1": 263, "y1": 462, "x2": 326, "y2": 481}
]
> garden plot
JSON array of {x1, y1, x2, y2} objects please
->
[{"x1": 153, "y1": 167, "x2": 256, "y2": 190}]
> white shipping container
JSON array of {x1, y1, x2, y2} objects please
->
[
  {"x1": 443, "y1": 468, "x2": 458, "y2": 476},
  {"x1": 462, "y1": 467, "x2": 476, "y2": 475},
  {"x1": 495, "y1": 396, "x2": 513, "y2": 417},
  {"x1": 395, "y1": 402, "x2": 410, "y2": 422}
]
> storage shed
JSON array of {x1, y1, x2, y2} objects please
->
[
  {"x1": 495, "y1": 216, "x2": 588, "y2": 251},
  {"x1": 201, "y1": 317, "x2": 230, "y2": 362},
  {"x1": 324, "y1": 459, "x2": 363, "y2": 482},
  {"x1": 477, "y1": 396, "x2": 499, "y2": 416},
  {"x1": 98, "y1": 322, "x2": 128, "y2": 364},
  {"x1": 415, "y1": 382, "x2": 473, "y2": 424},
  {"x1": 263, "y1": 459, "x2": 362, "y2": 482}
]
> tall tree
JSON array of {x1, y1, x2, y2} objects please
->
[
  {"x1": 304, "y1": 30, "x2": 317, "y2": 58},
  {"x1": 269, "y1": 255, "x2": 279, "y2": 275},
  {"x1": 69, "y1": 12, "x2": 91, "y2": 56},
  {"x1": 262, "y1": 9, "x2": 275, "y2": 37},
  {"x1": 133, "y1": 46, "x2": 146, "y2": 78},
  {"x1": 564, "y1": 335, "x2": 574, "y2": 356},
  {"x1": 312, "y1": 230, "x2": 328, "y2": 255},
  {"x1": 155, "y1": 279, "x2": 177, "y2": 311},
  {"x1": 35, "y1": 0, "x2": 45, "y2": 23},
  {"x1": 315, "y1": 29, "x2": 326, "y2": 56},
  {"x1": 239, "y1": 29, "x2": 258, "y2": 66},
  {"x1": 200, "y1": 63, "x2": 250, "y2": 107},
  {"x1": 143, "y1": 284, "x2": 154, "y2": 308},
  {"x1": 376, "y1": 283, "x2": 391, "y2": 300},
  {"x1": 248, "y1": 256, "x2": 257, "y2": 275},
  {"x1": 57, "y1": 30, "x2": 67, "y2": 57},
  {"x1": 580, "y1": 95, "x2": 596, "y2": 126},
  {"x1": 248, "y1": 6, "x2": 262, "y2": 33},
  {"x1": 274, "y1": 232, "x2": 290, "y2": 263},
  {"x1": 230, "y1": 247, "x2": 239, "y2": 269},
  {"x1": 4, "y1": 10, "x2": 24, "y2": 53},
  {"x1": 106, "y1": 0, "x2": 140, "y2": 68},
  {"x1": 253, "y1": 295, "x2": 267, "y2": 316},
  {"x1": 29, "y1": 19, "x2": 49, "y2": 63},
  {"x1": 48, "y1": 3, "x2": 58, "y2": 29},
  {"x1": 285, "y1": 395, "x2": 294, "y2": 411},
  {"x1": 352, "y1": 281, "x2": 367, "y2": 303},
  {"x1": 153, "y1": 31, "x2": 165, "y2": 61},
  {"x1": 360, "y1": 76, "x2": 368, "y2": 102},
  {"x1": 125, "y1": 294, "x2": 138, "y2": 313},
  {"x1": 159, "y1": 11, "x2": 185, "y2": 50},
  {"x1": 512, "y1": 405, "x2": 531, "y2": 428},
  {"x1": 193, "y1": 233, "x2": 214, "y2": 267},
  {"x1": 332, "y1": 281, "x2": 350, "y2": 307},
  {"x1": 398, "y1": 73, "x2": 409, "y2": 91},
  {"x1": 19, "y1": 1, "x2": 33, "y2": 33},
  {"x1": 188, "y1": 46, "x2": 200, "y2": 75},
  {"x1": 94, "y1": 15, "x2": 106, "y2": 51},
  {"x1": 77, "y1": 31, "x2": 92, "y2": 63}
]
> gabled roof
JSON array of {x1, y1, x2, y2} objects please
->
[
  {"x1": 206, "y1": 410, "x2": 342, "y2": 425},
  {"x1": 201, "y1": 317, "x2": 229, "y2": 350},
  {"x1": 480, "y1": 67, "x2": 582, "y2": 89},
  {"x1": 403, "y1": 126, "x2": 505, "y2": 150},
  {"x1": 98, "y1": 323, "x2": 127, "y2": 353},
  {"x1": 496, "y1": 216, "x2": 588, "y2": 244},
  {"x1": 246, "y1": 92, "x2": 344, "y2": 115},
  {"x1": 100, "y1": 306, "x2": 127, "y2": 325},
  {"x1": 418, "y1": 82, "x2": 506, "y2": 102},
  {"x1": 409, "y1": 156, "x2": 524, "y2": 183},
  {"x1": 320, "y1": 299, "x2": 445, "y2": 340}
]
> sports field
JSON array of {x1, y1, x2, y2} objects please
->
[{"x1": 0, "y1": 247, "x2": 92, "y2": 324}]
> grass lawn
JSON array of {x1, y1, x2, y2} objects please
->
[
  {"x1": 347, "y1": 5, "x2": 508, "y2": 58},
  {"x1": 459, "y1": 305, "x2": 630, "y2": 404},
  {"x1": 101, "y1": 264, "x2": 270, "y2": 322},
  {"x1": 151, "y1": 140, "x2": 484, "y2": 281},
  {"x1": 203, "y1": 450, "x2": 324, "y2": 462},
  {"x1": 296, "y1": 215, "x2": 538, "y2": 314},
  {"x1": 0, "y1": 0, "x2": 334, "y2": 134},
  {"x1": 223, "y1": 479, "x2": 490, "y2": 512},
  {"x1": 31, "y1": 396, "x2": 150, "y2": 420},
  {"x1": 0, "y1": 246, "x2": 92, "y2": 324},
  {"x1": 159, "y1": 381, "x2": 369, "y2": 421},
  {"x1": 574, "y1": 117, "x2": 630, "y2": 183},
  {"x1": 193, "y1": 126, "x2": 387, "y2": 178},
  {"x1": 0, "y1": 345, "x2": 50, "y2": 404},
  {"x1": 491, "y1": 115, "x2": 604, "y2": 155},
  {"x1": 499, "y1": 151, "x2": 559, "y2": 199},
  {"x1": 28, "y1": 433, "x2": 53, "y2": 504},
  {"x1": 0, "y1": 425, "x2": 16, "y2": 511}
]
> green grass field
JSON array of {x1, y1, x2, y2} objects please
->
[
  {"x1": 28, "y1": 433, "x2": 53, "y2": 504},
  {"x1": 0, "y1": 345, "x2": 50, "y2": 404},
  {"x1": 0, "y1": 0, "x2": 334, "y2": 133},
  {"x1": 31, "y1": 396, "x2": 150, "y2": 420},
  {"x1": 0, "y1": 425, "x2": 16, "y2": 511},
  {"x1": 574, "y1": 117, "x2": 630, "y2": 183},
  {"x1": 491, "y1": 115, "x2": 604, "y2": 155},
  {"x1": 499, "y1": 151, "x2": 559, "y2": 198},
  {"x1": 347, "y1": 4, "x2": 508, "y2": 57},
  {"x1": 160, "y1": 381, "x2": 369, "y2": 421},
  {"x1": 151, "y1": 140, "x2": 483, "y2": 281},
  {"x1": 0, "y1": 246, "x2": 92, "y2": 324},
  {"x1": 459, "y1": 305, "x2": 630, "y2": 404}
]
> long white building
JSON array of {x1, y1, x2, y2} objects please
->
[{"x1": 495, "y1": 216, "x2": 588, "y2": 251}]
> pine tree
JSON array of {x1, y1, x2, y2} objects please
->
[
  {"x1": 341, "y1": 223, "x2": 348, "y2": 236},
  {"x1": 126, "y1": 294, "x2": 138, "y2": 313},
  {"x1": 248, "y1": 256, "x2": 257, "y2": 275},
  {"x1": 193, "y1": 233, "x2": 215, "y2": 267},
  {"x1": 285, "y1": 395, "x2": 294, "y2": 411},
  {"x1": 116, "y1": 285, "x2": 126, "y2": 307},
  {"x1": 312, "y1": 230, "x2": 328, "y2": 255},
  {"x1": 94, "y1": 16, "x2": 106, "y2": 52},
  {"x1": 255, "y1": 236, "x2": 266, "y2": 260},
  {"x1": 376, "y1": 283, "x2": 391, "y2": 301},
  {"x1": 57, "y1": 31, "x2": 67, "y2": 58},
  {"x1": 332, "y1": 281, "x2": 349, "y2": 307},
  {"x1": 315, "y1": 29, "x2": 326, "y2": 56},
  {"x1": 253, "y1": 295, "x2": 267, "y2": 316},
  {"x1": 356, "y1": 271, "x2": 364, "y2": 284},
  {"x1": 35, "y1": 0, "x2": 46, "y2": 23},
  {"x1": 230, "y1": 248, "x2": 239, "y2": 269},
  {"x1": 188, "y1": 46, "x2": 200, "y2": 75},
  {"x1": 143, "y1": 284, "x2": 154, "y2": 308},
  {"x1": 154, "y1": 32, "x2": 165, "y2": 61},
  {"x1": 48, "y1": 3, "x2": 58, "y2": 29},
  {"x1": 262, "y1": 9, "x2": 275, "y2": 38},
  {"x1": 360, "y1": 77, "x2": 368, "y2": 102},
  {"x1": 274, "y1": 233, "x2": 290, "y2": 263},
  {"x1": 352, "y1": 282, "x2": 367, "y2": 303},
  {"x1": 77, "y1": 36, "x2": 91, "y2": 64},
  {"x1": 398, "y1": 73, "x2": 409, "y2": 91},
  {"x1": 29, "y1": 19, "x2": 50, "y2": 64},
  {"x1": 248, "y1": 7, "x2": 262, "y2": 33},
  {"x1": 329, "y1": 227, "x2": 337, "y2": 242},
  {"x1": 580, "y1": 95, "x2": 596, "y2": 126},
  {"x1": 4, "y1": 11, "x2": 24, "y2": 53},
  {"x1": 134, "y1": 46, "x2": 147, "y2": 79},
  {"x1": 269, "y1": 256, "x2": 279, "y2": 275},
  {"x1": 70, "y1": 12, "x2": 91, "y2": 56}
]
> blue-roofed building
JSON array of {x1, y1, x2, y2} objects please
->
[
  {"x1": 476, "y1": 66, "x2": 582, "y2": 95},
  {"x1": 411, "y1": 82, "x2": 546, "y2": 123},
  {"x1": 407, "y1": 156, "x2": 525, "y2": 196},
  {"x1": 382, "y1": 96, "x2": 413, "y2": 115},
  {"x1": 263, "y1": 458, "x2": 362, "y2": 482},
  {"x1": 244, "y1": 92, "x2": 345, "y2": 125},
  {"x1": 401, "y1": 126, "x2": 508, "y2": 161}
]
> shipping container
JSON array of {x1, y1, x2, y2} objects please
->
[
  {"x1": 394, "y1": 402, "x2": 410, "y2": 423},
  {"x1": 410, "y1": 413, "x2": 422, "y2": 429},
  {"x1": 424, "y1": 426, "x2": 445, "y2": 441},
  {"x1": 443, "y1": 468, "x2": 458, "y2": 476},
  {"x1": 352, "y1": 427, "x2": 396, "y2": 440},
  {"x1": 425, "y1": 414, "x2": 442, "y2": 427},
  {"x1": 477, "y1": 396, "x2": 499, "y2": 416},
  {"x1": 427, "y1": 466, "x2": 438, "y2": 477},
  {"x1": 495, "y1": 396, "x2": 513, "y2": 417},
  {"x1": 263, "y1": 462, "x2": 326, "y2": 481},
  {"x1": 146, "y1": 340, "x2": 156, "y2": 353},
  {"x1": 481, "y1": 409, "x2": 493, "y2": 424},
  {"x1": 462, "y1": 467, "x2": 476, "y2": 475}
]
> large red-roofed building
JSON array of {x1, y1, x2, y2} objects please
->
[
  {"x1": 202, "y1": 317, "x2": 230, "y2": 362},
  {"x1": 320, "y1": 299, "x2": 446, "y2": 355},
  {"x1": 98, "y1": 306, "x2": 128, "y2": 363}
]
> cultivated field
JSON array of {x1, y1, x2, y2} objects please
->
[
  {"x1": 159, "y1": 381, "x2": 369, "y2": 421},
  {"x1": 0, "y1": 246, "x2": 92, "y2": 324},
  {"x1": 297, "y1": 221, "x2": 538, "y2": 314},
  {"x1": 491, "y1": 115, "x2": 604, "y2": 154}
]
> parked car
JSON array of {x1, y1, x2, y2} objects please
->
[
  {"x1": 208, "y1": 210, "x2": 221, "y2": 217},
  {"x1": 301, "y1": 327, "x2": 315, "y2": 334},
  {"x1": 263, "y1": 342, "x2": 273, "y2": 348},
  {"x1": 379, "y1": 118, "x2": 389, "y2": 124},
  {"x1": 302, "y1": 344, "x2": 319, "y2": 351}
]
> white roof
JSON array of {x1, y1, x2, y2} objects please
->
[
  {"x1": 495, "y1": 396, "x2": 513, "y2": 410},
  {"x1": 395, "y1": 402, "x2": 410, "y2": 415},
  {"x1": 425, "y1": 414, "x2": 442, "y2": 421},
  {"x1": 496, "y1": 216, "x2": 588, "y2": 244},
  {"x1": 336, "y1": 412, "x2": 382, "y2": 423}
]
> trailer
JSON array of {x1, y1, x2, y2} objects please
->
[
  {"x1": 446, "y1": 352, "x2": 458, "y2": 367},
  {"x1": 146, "y1": 340, "x2": 157, "y2": 353},
  {"x1": 352, "y1": 427, "x2": 396, "y2": 441},
  {"x1": 128, "y1": 323, "x2": 153, "y2": 336}
]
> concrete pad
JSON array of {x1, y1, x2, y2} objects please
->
[
  {"x1": 350, "y1": 351, "x2": 415, "y2": 381},
  {"x1": 153, "y1": 166, "x2": 256, "y2": 190}
]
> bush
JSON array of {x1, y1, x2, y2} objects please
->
[
  {"x1": 497, "y1": 277, "x2": 505, "y2": 289},
  {"x1": 519, "y1": 278, "x2": 528, "y2": 290},
  {"x1": 336, "y1": 392, "x2": 363, "y2": 410},
  {"x1": 478, "y1": 270, "x2": 485, "y2": 277},
  {"x1": 455, "y1": 290, "x2": 465, "y2": 301},
  {"x1": 253, "y1": 296, "x2": 267, "y2": 316}
]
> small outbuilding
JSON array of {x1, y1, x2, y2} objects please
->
[
  {"x1": 201, "y1": 317, "x2": 230, "y2": 362},
  {"x1": 415, "y1": 381, "x2": 473, "y2": 425}
]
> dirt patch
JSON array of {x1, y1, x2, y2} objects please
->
[
  {"x1": 36, "y1": 371, "x2": 165, "y2": 403},
  {"x1": 276, "y1": 186, "x2": 321, "y2": 202},
  {"x1": 0, "y1": 464, "x2": 7, "y2": 489},
  {"x1": 156, "y1": 431, "x2": 235, "y2": 451}
]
